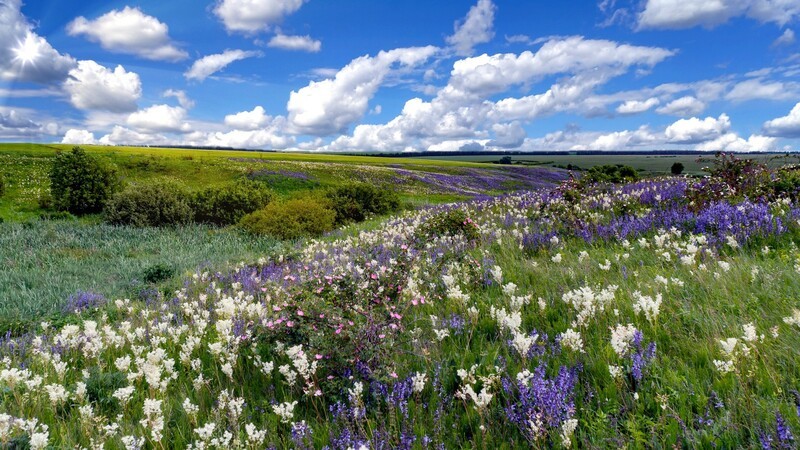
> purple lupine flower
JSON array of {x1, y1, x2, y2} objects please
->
[
  {"x1": 775, "y1": 412, "x2": 794, "y2": 447},
  {"x1": 63, "y1": 290, "x2": 106, "y2": 313}
]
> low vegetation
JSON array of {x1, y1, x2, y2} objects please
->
[
  {"x1": 238, "y1": 196, "x2": 336, "y2": 240},
  {"x1": 49, "y1": 147, "x2": 119, "y2": 215}
]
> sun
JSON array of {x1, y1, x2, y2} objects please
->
[{"x1": 13, "y1": 33, "x2": 41, "y2": 66}]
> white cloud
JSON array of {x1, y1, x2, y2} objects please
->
[
  {"x1": 665, "y1": 114, "x2": 731, "y2": 143},
  {"x1": 267, "y1": 34, "x2": 321, "y2": 52},
  {"x1": 637, "y1": 0, "x2": 800, "y2": 29},
  {"x1": 763, "y1": 102, "x2": 800, "y2": 137},
  {"x1": 572, "y1": 126, "x2": 659, "y2": 151},
  {"x1": 61, "y1": 129, "x2": 97, "y2": 145},
  {"x1": 656, "y1": 96, "x2": 706, "y2": 116},
  {"x1": 696, "y1": 133, "x2": 776, "y2": 152},
  {"x1": 185, "y1": 50, "x2": 261, "y2": 81},
  {"x1": 67, "y1": 7, "x2": 187, "y2": 62},
  {"x1": 99, "y1": 126, "x2": 168, "y2": 146},
  {"x1": 773, "y1": 28, "x2": 796, "y2": 46},
  {"x1": 287, "y1": 46, "x2": 438, "y2": 135},
  {"x1": 725, "y1": 78, "x2": 798, "y2": 102},
  {"x1": 616, "y1": 98, "x2": 660, "y2": 114},
  {"x1": 322, "y1": 36, "x2": 674, "y2": 152},
  {"x1": 127, "y1": 104, "x2": 191, "y2": 133},
  {"x1": 163, "y1": 89, "x2": 195, "y2": 109},
  {"x1": 0, "y1": 0, "x2": 76, "y2": 84},
  {"x1": 446, "y1": 0, "x2": 496, "y2": 56},
  {"x1": 204, "y1": 129, "x2": 295, "y2": 149},
  {"x1": 214, "y1": 0, "x2": 307, "y2": 33},
  {"x1": 64, "y1": 60, "x2": 141, "y2": 112},
  {"x1": 224, "y1": 106, "x2": 273, "y2": 130},
  {"x1": 488, "y1": 121, "x2": 526, "y2": 148}
]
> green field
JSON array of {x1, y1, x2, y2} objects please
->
[{"x1": 413, "y1": 152, "x2": 800, "y2": 175}]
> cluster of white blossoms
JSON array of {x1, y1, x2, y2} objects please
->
[
  {"x1": 632, "y1": 291, "x2": 662, "y2": 322},
  {"x1": 784, "y1": 309, "x2": 800, "y2": 327},
  {"x1": 562, "y1": 284, "x2": 619, "y2": 327},
  {"x1": 0, "y1": 415, "x2": 49, "y2": 450},
  {"x1": 559, "y1": 328, "x2": 584, "y2": 353},
  {"x1": 455, "y1": 365, "x2": 500, "y2": 413},
  {"x1": 610, "y1": 324, "x2": 639, "y2": 358}
]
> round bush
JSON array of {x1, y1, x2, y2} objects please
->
[
  {"x1": 104, "y1": 182, "x2": 193, "y2": 227},
  {"x1": 239, "y1": 197, "x2": 335, "y2": 240},
  {"x1": 191, "y1": 181, "x2": 273, "y2": 226},
  {"x1": 49, "y1": 147, "x2": 119, "y2": 215},
  {"x1": 325, "y1": 182, "x2": 401, "y2": 225}
]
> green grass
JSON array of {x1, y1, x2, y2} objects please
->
[
  {"x1": 0, "y1": 219, "x2": 282, "y2": 330},
  {"x1": 0, "y1": 143, "x2": 505, "y2": 220}
]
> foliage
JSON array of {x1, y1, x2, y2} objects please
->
[
  {"x1": 498, "y1": 156, "x2": 513, "y2": 164},
  {"x1": 772, "y1": 167, "x2": 800, "y2": 201},
  {"x1": 49, "y1": 147, "x2": 119, "y2": 215},
  {"x1": 190, "y1": 181, "x2": 274, "y2": 226},
  {"x1": 142, "y1": 263, "x2": 176, "y2": 284},
  {"x1": 671, "y1": 162, "x2": 684, "y2": 175},
  {"x1": 238, "y1": 197, "x2": 336, "y2": 239},
  {"x1": 582, "y1": 164, "x2": 639, "y2": 185},
  {"x1": 688, "y1": 153, "x2": 773, "y2": 209},
  {"x1": 416, "y1": 208, "x2": 480, "y2": 243},
  {"x1": 0, "y1": 172, "x2": 5, "y2": 197},
  {"x1": 325, "y1": 182, "x2": 401, "y2": 225},
  {"x1": 104, "y1": 182, "x2": 193, "y2": 227}
]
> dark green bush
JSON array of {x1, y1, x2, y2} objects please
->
[
  {"x1": 0, "y1": 173, "x2": 5, "y2": 197},
  {"x1": 143, "y1": 263, "x2": 175, "y2": 284},
  {"x1": 325, "y1": 183, "x2": 401, "y2": 225},
  {"x1": 239, "y1": 197, "x2": 335, "y2": 240},
  {"x1": 49, "y1": 147, "x2": 119, "y2": 215},
  {"x1": 38, "y1": 211, "x2": 76, "y2": 221},
  {"x1": 104, "y1": 182, "x2": 193, "y2": 227},
  {"x1": 191, "y1": 181, "x2": 273, "y2": 226},
  {"x1": 416, "y1": 209, "x2": 480, "y2": 243},
  {"x1": 671, "y1": 162, "x2": 685, "y2": 175},
  {"x1": 582, "y1": 164, "x2": 640, "y2": 185}
]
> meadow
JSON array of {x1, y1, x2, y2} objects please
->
[{"x1": 0, "y1": 149, "x2": 799, "y2": 448}]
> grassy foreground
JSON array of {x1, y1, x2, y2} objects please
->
[{"x1": 0, "y1": 171, "x2": 799, "y2": 448}]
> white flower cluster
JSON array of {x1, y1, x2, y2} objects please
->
[
  {"x1": 562, "y1": 284, "x2": 619, "y2": 327},
  {"x1": 632, "y1": 291, "x2": 662, "y2": 322}
]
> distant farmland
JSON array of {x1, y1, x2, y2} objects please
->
[{"x1": 410, "y1": 152, "x2": 800, "y2": 175}]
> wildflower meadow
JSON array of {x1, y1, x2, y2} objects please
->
[{"x1": 2, "y1": 155, "x2": 800, "y2": 448}]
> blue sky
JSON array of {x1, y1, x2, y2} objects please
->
[{"x1": 1, "y1": 0, "x2": 799, "y2": 152}]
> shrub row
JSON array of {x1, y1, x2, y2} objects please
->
[{"x1": 104, "y1": 181, "x2": 273, "y2": 228}]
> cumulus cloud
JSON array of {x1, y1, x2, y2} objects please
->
[
  {"x1": 572, "y1": 126, "x2": 659, "y2": 151},
  {"x1": 61, "y1": 129, "x2": 97, "y2": 145},
  {"x1": 267, "y1": 34, "x2": 321, "y2": 52},
  {"x1": 64, "y1": 60, "x2": 142, "y2": 112},
  {"x1": 322, "y1": 36, "x2": 673, "y2": 152},
  {"x1": 127, "y1": 104, "x2": 191, "y2": 133},
  {"x1": 637, "y1": 0, "x2": 800, "y2": 29},
  {"x1": 224, "y1": 106, "x2": 274, "y2": 130},
  {"x1": 725, "y1": 78, "x2": 798, "y2": 102},
  {"x1": 656, "y1": 96, "x2": 706, "y2": 116},
  {"x1": 665, "y1": 114, "x2": 731, "y2": 143},
  {"x1": 185, "y1": 50, "x2": 261, "y2": 81},
  {"x1": 696, "y1": 133, "x2": 776, "y2": 152},
  {"x1": 214, "y1": 0, "x2": 307, "y2": 33},
  {"x1": 616, "y1": 98, "x2": 660, "y2": 114},
  {"x1": 488, "y1": 122, "x2": 526, "y2": 148},
  {"x1": 99, "y1": 126, "x2": 168, "y2": 146},
  {"x1": 446, "y1": 0, "x2": 496, "y2": 56},
  {"x1": 204, "y1": 129, "x2": 294, "y2": 149},
  {"x1": 762, "y1": 102, "x2": 800, "y2": 137},
  {"x1": 287, "y1": 46, "x2": 438, "y2": 136},
  {"x1": 0, "y1": 0, "x2": 76, "y2": 84},
  {"x1": 67, "y1": 7, "x2": 187, "y2": 61}
]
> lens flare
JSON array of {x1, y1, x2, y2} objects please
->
[{"x1": 13, "y1": 33, "x2": 41, "y2": 66}]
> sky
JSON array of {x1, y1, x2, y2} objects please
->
[{"x1": 1, "y1": 0, "x2": 799, "y2": 152}]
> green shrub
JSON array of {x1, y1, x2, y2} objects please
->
[
  {"x1": 104, "y1": 182, "x2": 193, "y2": 227},
  {"x1": 416, "y1": 209, "x2": 480, "y2": 243},
  {"x1": 671, "y1": 162, "x2": 685, "y2": 175},
  {"x1": 0, "y1": 173, "x2": 5, "y2": 198},
  {"x1": 191, "y1": 181, "x2": 273, "y2": 226},
  {"x1": 143, "y1": 263, "x2": 175, "y2": 284},
  {"x1": 38, "y1": 211, "x2": 76, "y2": 221},
  {"x1": 49, "y1": 147, "x2": 119, "y2": 215},
  {"x1": 582, "y1": 164, "x2": 640, "y2": 185},
  {"x1": 325, "y1": 183, "x2": 401, "y2": 225},
  {"x1": 239, "y1": 197, "x2": 335, "y2": 240}
]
